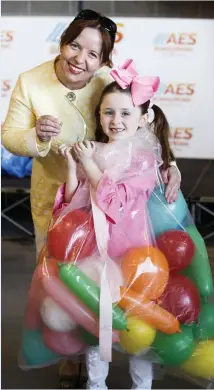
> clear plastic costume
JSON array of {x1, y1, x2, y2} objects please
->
[{"x1": 19, "y1": 61, "x2": 214, "y2": 388}]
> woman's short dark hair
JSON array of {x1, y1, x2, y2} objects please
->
[{"x1": 60, "y1": 19, "x2": 114, "y2": 67}]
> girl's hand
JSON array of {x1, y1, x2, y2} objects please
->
[
  {"x1": 161, "y1": 166, "x2": 181, "y2": 203},
  {"x1": 58, "y1": 144, "x2": 76, "y2": 172},
  {"x1": 73, "y1": 141, "x2": 95, "y2": 164}
]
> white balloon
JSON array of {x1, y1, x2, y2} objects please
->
[
  {"x1": 78, "y1": 255, "x2": 124, "y2": 302},
  {"x1": 40, "y1": 296, "x2": 76, "y2": 332}
]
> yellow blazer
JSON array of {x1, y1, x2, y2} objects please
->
[{"x1": 2, "y1": 58, "x2": 112, "y2": 234}]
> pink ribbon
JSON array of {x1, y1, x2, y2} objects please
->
[
  {"x1": 110, "y1": 59, "x2": 160, "y2": 106},
  {"x1": 90, "y1": 186, "x2": 114, "y2": 362}
]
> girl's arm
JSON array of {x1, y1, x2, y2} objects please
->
[
  {"x1": 65, "y1": 170, "x2": 78, "y2": 203},
  {"x1": 59, "y1": 145, "x2": 78, "y2": 203}
]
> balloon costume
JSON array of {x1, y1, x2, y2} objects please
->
[{"x1": 19, "y1": 60, "x2": 214, "y2": 383}]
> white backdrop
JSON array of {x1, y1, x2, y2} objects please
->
[{"x1": 1, "y1": 17, "x2": 214, "y2": 159}]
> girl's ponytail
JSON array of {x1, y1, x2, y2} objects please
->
[{"x1": 152, "y1": 104, "x2": 175, "y2": 169}]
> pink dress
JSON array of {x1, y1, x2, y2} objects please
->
[{"x1": 53, "y1": 142, "x2": 157, "y2": 259}]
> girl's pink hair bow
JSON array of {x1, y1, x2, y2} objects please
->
[{"x1": 110, "y1": 59, "x2": 160, "y2": 106}]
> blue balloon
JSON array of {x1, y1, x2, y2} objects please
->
[
  {"x1": 147, "y1": 185, "x2": 188, "y2": 237},
  {"x1": 21, "y1": 329, "x2": 61, "y2": 366}
]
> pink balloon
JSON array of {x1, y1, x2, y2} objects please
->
[
  {"x1": 43, "y1": 326, "x2": 85, "y2": 355},
  {"x1": 25, "y1": 301, "x2": 42, "y2": 330},
  {"x1": 25, "y1": 261, "x2": 58, "y2": 330},
  {"x1": 42, "y1": 276, "x2": 119, "y2": 343},
  {"x1": 25, "y1": 267, "x2": 46, "y2": 330}
]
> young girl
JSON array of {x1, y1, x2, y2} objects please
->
[{"x1": 54, "y1": 61, "x2": 177, "y2": 389}]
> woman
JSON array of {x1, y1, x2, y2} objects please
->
[{"x1": 2, "y1": 9, "x2": 181, "y2": 389}]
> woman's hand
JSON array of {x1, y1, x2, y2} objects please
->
[
  {"x1": 161, "y1": 166, "x2": 181, "y2": 204},
  {"x1": 58, "y1": 144, "x2": 77, "y2": 172},
  {"x1": 36, "y1": 115, "x2": 61, "y2": 142},
  {"x1": 73, "y1": 141, "x2": 95, "y2": 164}
]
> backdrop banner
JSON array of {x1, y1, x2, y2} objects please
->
[{"x1": 1, "y1": 17, "x2": 214, "y2": 159}]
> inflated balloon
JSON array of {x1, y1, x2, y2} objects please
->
[
  {"x1": 42, "y1": 275, "x2": 119, "y2": 343},
  {"x1": 183, "y1": 225, "x2": 213, "y2": 298},
  {"x1": 37, "y1": 257, "x2": 59, "y2": 279},
  {"x1": 25, "y1": 260, "x2": 59, "y2": 330},
  {"x1": 160, "y1": 274, "x2": 200, "y2": 323},
  {"x1": 25, "y1": 284, "x2": 44, "y2": 330},
  {"x1": 47, "y1": 208, "x2": 96, "y2": 261},
  {"x1": 181, "y1": 340, "x2": 214, "y2": 378},
  {"x1": 119, "y1": 287, "x2": 180, "y2": 334},
  {"x1": 40, "y1": 296, "x2": 77, "y2": 332},
  {"x1": 25, "y1": 300, "x2": 43, "y2": 331},
  {"x1": 78, "y1": 256, "x2": 124, "y2": 303},
  {"x1": 156, "y1": 230, "x2": 195, "y2": 272},
  {"x1": 80, "y1": 327, "x2": 99, "y2": 346},
  {"x1": 58, "y1": 264, "x2": 127, "y2": 330},
  {"x1": 120, "y1": 316, "x2": 156, "y2": 355},
  {"x1": 193, "y1": 303, "x2": 214, "y2": 341},
  {"x1": 148, "y1": 185, "x2": 187, "y2": 236},
  {"x1": 122, "y1": 246, "x2": 169, "y2": 300},
  {"x1": 21, "y1": 328, "x2": 61, "y2": 366},
  {"x1": 38, "y1": 244, "x2": 48, "y2": 264},
  {"x1": 153, "y1": 325, "x2": 195, "y2": 366},
  {"x1": 43, "y1": 326, "x2": 85, "y2": 355},
  {"x1": 25, "y1": 263, "x2": 49, "y2": 330}
]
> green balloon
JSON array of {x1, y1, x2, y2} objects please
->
[
  {"x1": 193, "y1": 303, "x2": 214, "y2": 341},
  {"x1": 183, "y1": 226, "x2": 213, "y2": 298},
  {"x1": 153, "y1": 325, "x2": 195, "y2": 366},
  {"x1": 80, "y1": 327, "x2": 99, "y2": 346},
  {"x1": 58, "y1": 264, "x2": 127, "y2": 330}
]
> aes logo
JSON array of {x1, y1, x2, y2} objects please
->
[
  {"x1": 155, "y1": 83, "x2": 195, "y2": 103},
  {"x1": 153, "y1": 32, "x2": 196, "y2": 53},
  {"x1": 1, "y1": 80, "x2": 11, "y2": 97},
  {"x1": 164, "y1": 84, "x2": 195, "y2": 96},
  {"x1": 170, "y1": 128, "x2": 193, "y2": 140},
  {"x1": 1, "y1": 30, "x2": 14, "y2": 48},
  {"x1": 166, "y1": 33, "x2": 196, "y2": 45},
  {"x1": 170, "y1": 128, "x2": 193, "y2": 147}
]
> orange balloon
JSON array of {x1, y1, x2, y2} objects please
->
[
  {"x1": 119, "y1": 287, "x2": 180, "y2": 334},
  {"x1": 38, "y1": 245, "x2": 48, "y2": 265},
  {"x1": 37, "y1": 245, "x2": 58, "y2": 278},
  {"x1": 122, "y1": 246, "x2": 169, "y2": 300}
]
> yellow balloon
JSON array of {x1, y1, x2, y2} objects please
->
[
  {"x1": 120, "y1": 316, "x2": 156, "y2": 355},
  {"x1": 181, "y1": 340, "x2": 214, "y2": 378}
]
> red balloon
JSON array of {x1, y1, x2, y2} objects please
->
[
  {"x1": 48, "y1": 208, "x2": 96, "y2": 261},
  {"x1": 156, "y1": 230, "x2": 195, "y2": 272},
  {"x1": 160, "y1": 274, "x2": 200, "y2": 323}
]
